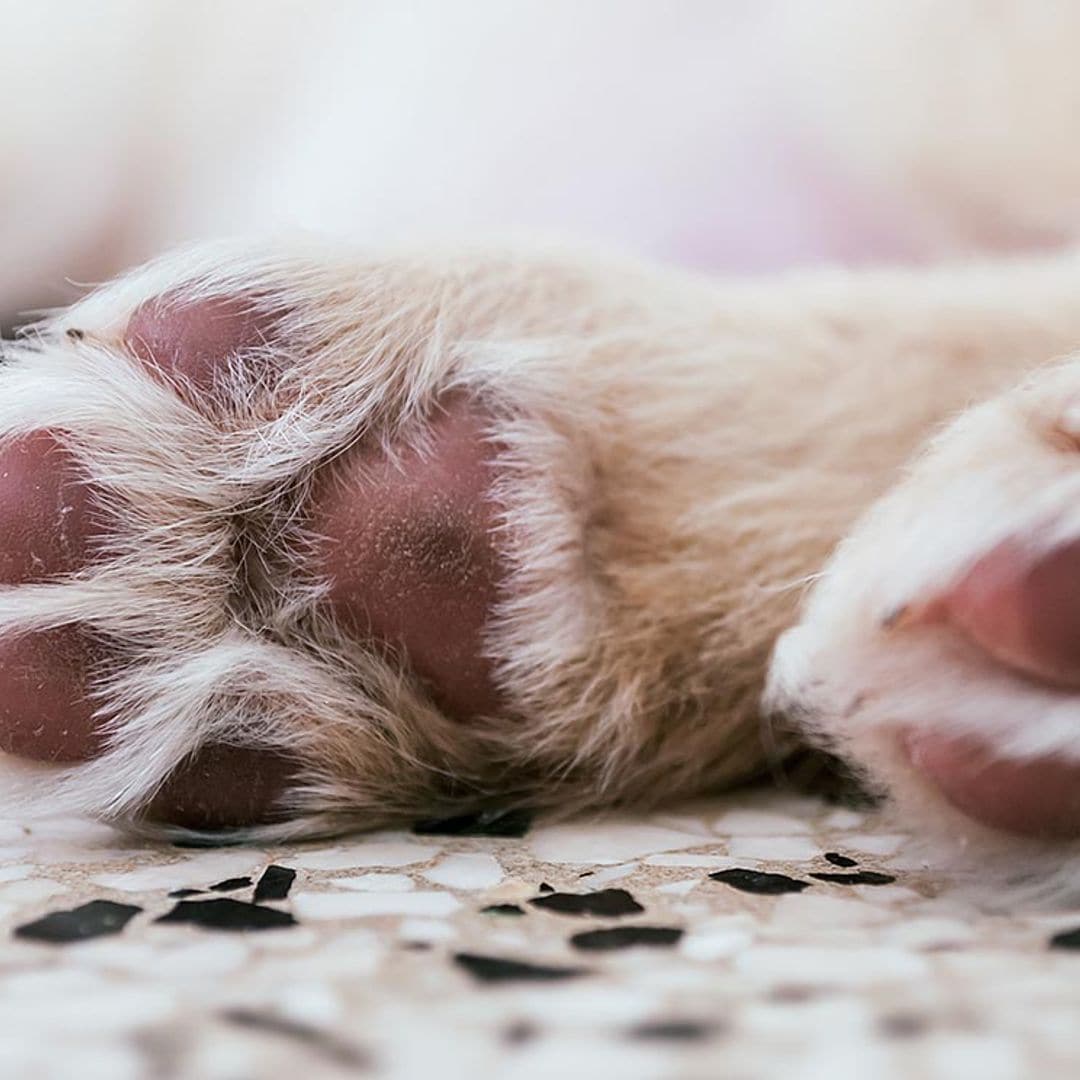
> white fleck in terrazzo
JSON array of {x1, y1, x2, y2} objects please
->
[
  {"x1": 529, "y1": 821, "x2": 707, "y2": 863},
  {"x1": 844, "y1": 833, "x2": 908, "y2": 856},
  {"x1": 292, "y1": 889, "x2": 462, "y2": 920},
  {"x1": 422, "y1": 853, "x2": 504, "y2": 889},
  {"x1": 712, "y1": 808, "x2": 813, "y2": 835},
  {"x1": 654, "y1": 878, "x2": 698, "y2": 896},
  {"x1": 577, "y1": 862, "x2": 637, "y2": 887},
  {"x1": 334, "y1": 872, "x2": 415, "y2": 892},
  {"x1": 289, "y1": 839, "x2": 439, "y2": 870},
  {"x1": 645, "y1": 853, "x2": 732, "y2": 868},
  {"x1": 0, "y1": 792, "x2": 1078, "y2": 1079},
  {"x1": 397, "y1": 918, "x2": 457, "y2": 943},
  {"x1": 0, "y1": 878, "x2": 67, "y2": 903},
  {"x1": 727, "y1": 835, "x2": 822, "y2": 860},
  {"x1": 679, "y1": 923, "x2": 756, "y2": 961},
  {"x1": 90, "y1": 850, "x2": 263, "y2": 892}
]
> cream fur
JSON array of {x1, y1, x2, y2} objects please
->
[{"x1": 5, "y1": 237, "x2": 1080, "y2": 862}]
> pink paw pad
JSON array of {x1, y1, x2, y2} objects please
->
[
  {"x1": 0, "y1": 431, "x2": 103, "y2": 585},
  {"x1": 0, "y1": 433, "x2": 111, "y2": 762},
  {"x1": 905, "y1": 732, "x2": 1080, "y2": 839},
  {"x1": 124, "y1": 293, "x2": 281, "y2": 401},
  {"x1": 905, "y1": 540, "x2": 1080, "y2": 838},
  {"x1": 307, "y1": 393, "x2": 508, "y2": 721}
]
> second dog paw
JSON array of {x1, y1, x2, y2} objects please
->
[{"x1": 769, "y1": 357, "x2": 1080, "y2": 849}]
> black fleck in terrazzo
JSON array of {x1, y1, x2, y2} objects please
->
[
  {"x1": 630, "y1": 1020, "x2": 715, "y2": 1042},
  {"x1": 253, "y1": 865, "x2": 296, "y2": 903},
  {"x1": 15, "y1": 900, "x2": 142, "y2": 944},
  {"x1": 769, "y1": 985, "x2": 822, "y2": 1004},
  {"x1": 413, "y1": 808, "x2": 533, "y2": 837},
  {"x1": 1049, "y1": 927, "x2": 1080, "y2": 950},
  {"x1": 171, "y1": 836, "x2": 246, "y2": 849},
  {"x1": 809, "y1": 871, "x2": 896, "y2": 886},
  {"x1": 824, "y1": 852, "x2": 858, "y2": 868},
  {"x1": 220, "y1": 1008, "x2": 369, "y2": 1068},
  {"x1": 570, "y1": 926, "x2": 684, "y2": 951},
  {"x1": 529, "y1": 888, "x2": 644, "y2": 917},
  {"x1": 878, "y1": 1013, "x2": 930, "y2": 1039},
  {"x1": 709, "y1": 869, "x2": 811, "y2": 895},
  {"x1": 482, "y1": 903, "x2": 525, "y2": 917},
  {"x1": 503, "y1": 1021, "x2": 539, "y2": 1046},
  {"x1": 155, "y1": 898, "x2": 296, "y2": 932},
  {"x1": 454, "y1": 953, "x2": 589, "y2": 984},
  {"x1": 209, "y1": 876, "x2": 252, "y2": 893}
]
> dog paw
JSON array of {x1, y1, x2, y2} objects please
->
[
  {"x1": 768, "y1": 357, "x2": 1080, "y2": 850},
  {"x1": 0, "y1": 241, "x2": 533, "y2": 838},
  {"x1": 0, "y1": 240, "x2": 771, "y2": 840}
]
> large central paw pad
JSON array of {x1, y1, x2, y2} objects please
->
[{"x1": 307, "y1": 392, "x2": 505, "y2": 721}]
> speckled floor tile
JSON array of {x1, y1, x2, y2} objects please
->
[{"x1": 1, "y1": 791, "x2": 1077, "y2": 1079}]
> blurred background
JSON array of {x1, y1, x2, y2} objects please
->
[{"x1": 4, "y1": 0, "x2": 1079, "y2": 329}]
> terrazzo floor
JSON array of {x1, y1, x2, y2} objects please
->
[{"x1": 3, "y1": 789, "x2": 1080, "y2": 1079}]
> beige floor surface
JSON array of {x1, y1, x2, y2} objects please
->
[{"x1": 1, "y1": 790, "x2": 1077, "y2": 1079}]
